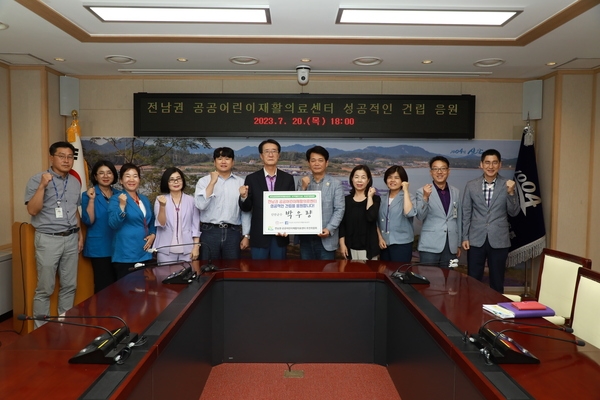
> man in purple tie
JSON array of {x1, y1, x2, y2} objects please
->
[{"x1": 239, "y1": 139, "x2": 295, "y2": 259}]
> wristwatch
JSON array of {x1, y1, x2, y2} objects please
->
[{"x1": 244, "y1": 234, "x2": 250, "y2": 239}]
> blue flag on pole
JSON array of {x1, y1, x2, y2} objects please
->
[{"x1": 507, "y1": 126, "x2": 546, "y2": 267}]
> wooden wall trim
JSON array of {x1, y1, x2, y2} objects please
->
[{"x1": 517, "y1": 0, "x2": 600, "y2": 45}]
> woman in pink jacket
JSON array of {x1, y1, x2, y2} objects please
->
[{"x1": 154, "y1": 167, "x2": 201, "y2": 263}]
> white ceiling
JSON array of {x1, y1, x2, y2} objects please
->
[{"x1": 0, "y1": 0, "x2": 599, "y2": 79}]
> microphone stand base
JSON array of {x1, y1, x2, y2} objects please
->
[
  {"x1": 393, "y1": 271, "x2": 430, "y2": 284},
  {"x1": 69, "y1": 331, "x2": 139, "y2": 364},
  {"x1": 474, "y1": 330, "x2": 540, "y2": 364},
  {"x1": 162, "y1": 266, "x2": 197, "y2": 284}
]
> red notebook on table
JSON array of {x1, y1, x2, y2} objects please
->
[{"x1": 511, "y1": 301, "x2": 547, "y2": 310}]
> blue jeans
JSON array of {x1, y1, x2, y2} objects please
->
[
  {"x1": 200, "y1": 223, "x2": 241, "y2": 260},
  {"x1": 299, "y1": 235, "x2": 335, "y2": 260},
  {"x1": 380, "y1": 242, "x2": 413, "y2": 263},
  {"x1": 251, "y1": 236, "x2": 287, "y2": 260},
  {"x1": 419, "y1": 236, "x2": 457, "y2": 268}
]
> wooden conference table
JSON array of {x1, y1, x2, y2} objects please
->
[{"x1": 1, "y1": 259, "x2": 599, "y2": 400}]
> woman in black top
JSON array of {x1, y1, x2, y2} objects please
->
[{"x1": 339, "y1": 165, "x2": 381, "y2": 260}]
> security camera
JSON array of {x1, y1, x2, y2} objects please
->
[{"x1": 296, "y1": 65, "x2": 311, "y2": 85}]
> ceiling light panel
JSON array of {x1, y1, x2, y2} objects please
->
[
  {"x1": 337, "y1": 9, "x2": 520, "y2": 26},
  {"x1": 87, "y1": 6, "x2": 271, "y2": 24}
]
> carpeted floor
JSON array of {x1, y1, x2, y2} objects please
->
[{"x1": 199, "y1": 363, "x2": 401, "y2": 400}]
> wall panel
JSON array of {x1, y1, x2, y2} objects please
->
[
  {"x1": 11, "y1": 70, "x2": 44, "y2": 226},
  {"x1": 0, "y1": 66, "x2": 11, "y2": 246},
  {"x1": 555, "y1": 74, "x2": 593, "y2": 256}
]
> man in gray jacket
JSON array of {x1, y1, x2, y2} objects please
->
[
  {"x1": 416, "y1": 156, "x2": 461, "y2": 267},
  {"x1": 462, "y1": 149, "x2": 520, "y2": 293},
  {"x1": 297, "y1": 146, "x2": 345, "y2": 260}
]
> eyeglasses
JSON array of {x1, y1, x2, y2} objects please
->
[
  {"x1": 168, "y1": 177, "x2": 182, "y2": 183},
  {"x1": 431, "y1": 167, "x2": 449, "y2": 173},
  {"x1": 262, "y1": 150, "x2": 279, "y2": 155},
  {"x1": 53, "y1": 153, "x2": 74, "y2": 161},
  {"x1": 97, "y1": 171, "x2": 113, "y2": 176},
  {"x1": 483, "y1": 161, "x2": 500, "y2": 166}
]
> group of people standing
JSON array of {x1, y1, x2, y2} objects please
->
[{"x1": 26, "y1": 140, "x2": 518, "y2": 326}]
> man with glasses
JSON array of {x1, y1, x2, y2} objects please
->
[
  {"x1": 239, "y1": 139, "x2": 295, "y2": 259},
  {"x1": 415, "y1": 156, "x2": 462, "y2": 267},
  {"x1": 25, "y1": 141, "x2": 83, "y2": 328},
  {"x1": 461, "y1": 149, "x2": 520, "y2": 293}
]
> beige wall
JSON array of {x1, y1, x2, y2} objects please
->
[
  {"x1": 76, "y1": 76, "x2": 523, "y2": 140},
  {"x1": 554, "y1": 74, "x2": 594, "y2": 256},
  {"x1": 588, "y1": 73, "x2": 600, "y2": 265},
  {"x1": 5, "y1": 71, "x2": 599, "y2": 268},
  {"x1": 10, "y1": 69, "x2": 45, "y2": 235},
  {"x1": 0, "y1": 65, "x2": 11, "y2": 247},
  {"x1": 7, "y1": 68, "x2": 65, "y2": 243}
]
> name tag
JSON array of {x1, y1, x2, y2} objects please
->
[{"x1": 55, "y1": 207, "x2": 64, "y2": 219}]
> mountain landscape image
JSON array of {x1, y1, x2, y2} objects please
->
[{"x1": 81, "y1": 137, "x2": 519, "y2": 201}]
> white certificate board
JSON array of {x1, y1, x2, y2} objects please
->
[{"x1": 262, "y1": 191, "x2": 322, "y2": 235}]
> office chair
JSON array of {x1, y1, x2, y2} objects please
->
[
  {"x1": 505, "y1": 248, "x2": 592, "y2": 326},
  {"x1": 570, "y1": 268, "x2": 600, "y2": 349}
]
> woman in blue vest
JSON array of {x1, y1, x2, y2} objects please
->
[{"x1": 81, "y1": 160, "x2": 120, "y2": 293}]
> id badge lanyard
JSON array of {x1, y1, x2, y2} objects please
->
[{"x1": 50, "y1": 170, "x2": 68, "y2": 219}]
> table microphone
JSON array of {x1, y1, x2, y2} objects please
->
[
  {"x1": 392, "y1": 259, "x2": 459, "y2": 284},
  {"x1": 23, "y1": 314, "x2": 139, "y2": 345},
  {"x1": 474, "y1": 327, "x2": 585, "y2": 364},
  {"x1": 146, "y1": 242, "x2": 200, "y2": 254},
  {"x1": 17, "y1": 314, "x2": 118, "y2": 343},
  {"x1": 129, "y1": 260, "x2": 197, "y2": 284},
  {"x1": 17, "y1": 314, "x2": 137, "y2": 364},
  {"x1": 131, "y1": 259, "x2": 192, "y2": 271}
]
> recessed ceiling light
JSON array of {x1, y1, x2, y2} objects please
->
[
  {"x1": 353, "y1": 57, "x2": 383, "y2": 66},
  {"x1": 177, "y1": 58, "x2": 188, "y2": 62},
  {"x1": 301, "y1": 58, "x2": 311, "y2": 63},
  {"x1": 473, "y1": 58, "x2": 505, "y2": 68},
  {"x1": 422, "y1": 60, "x2": 433, "y2": 64},
  {"x1": 0, "y1": 22, "x2": 9, "y2": 30},
  {"x1": 546, "y1": 62, "x2": 557, "y2": 66},
  {"x1": 54, "y1": 58, "x2": 66, "y2": 62},
  {"x1": 87, "y1": 6, "x2": 271, "y2": 24},
  {"x1": 229, "y1": 56, "x2": 259, "y2": 65},
  {"x1": 338, "y1": 9, "x2": 519, "y2": 26},
  {"x1": 105, "y1": 55, "x2": 136, "y2": 65}
]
